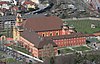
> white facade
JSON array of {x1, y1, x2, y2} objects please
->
[{"x1": 31, "y1": 0, "x2": 39, "y2": 4}]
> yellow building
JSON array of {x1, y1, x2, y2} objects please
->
[{"x1": 13, "y1": 14, "x2": 23, "y2": 41}]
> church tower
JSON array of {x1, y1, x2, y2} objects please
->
[{"x1": 13, "y1": 13, "x2": 23, "y2": 41}]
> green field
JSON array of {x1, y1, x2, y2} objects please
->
[
  {"x1": 64, "y1": 19, "x2": 100, "y2": 34},
  {"x1": 60, "y1": 48, "x2": 74, "y2": 54},
  {"x1": 0, "y1": 51, "x2": 4, "y2": 55},
  {"x1": 0, "y1": 58, "x2": 26, "y2": 64},
  {"x1": 72, "y1": 46, "x2": 90, "y2": 51}
]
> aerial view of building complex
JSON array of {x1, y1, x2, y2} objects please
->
[{"x1": 0, "y1": 0, "x2": 100, "y2": 64}]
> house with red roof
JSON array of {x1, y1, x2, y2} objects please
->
[
  {"x1": 0, "y1": 1, "x2": 10, "y2": 9},
  {"x1": 23, "y1": 1, "x2": 38, "y2": 11}
]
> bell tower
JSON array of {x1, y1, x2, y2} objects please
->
[
  {"x1": 13, "y1": 13, "x2": 23, "y2": 41},
  {"x1": 16, "y1": 13, "x2": 22, "y2": 23},
  {"x1": 15, "y1": 13, "x2": 24, "y2": 32}
]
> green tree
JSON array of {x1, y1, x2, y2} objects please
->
[{"x1": 50, "y1": 57, "x2": 55, "y2": 64}]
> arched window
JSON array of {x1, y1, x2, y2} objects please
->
[
  {"x1": 50, "y1": 32, "x2": 52, "y2": 36},
  {"x1": 56, "y1": 32, "x2": 59, "y2": 36}
]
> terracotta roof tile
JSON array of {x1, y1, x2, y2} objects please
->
[
  {"x1": 23, "y1": 1, "x2": 35, "y2": 5},
  {"x1": 0, "y1": 1, "x2": 8, "y2": 5},
  {"x1": 20, "y1": 29, "x2": 57, "y2": 49},
  {"x1": 0, "y1": 38, "x2": 13, "y2": 41},
  {"x1": 23, "y1": 16, "x2": 63, "y2": 32}
]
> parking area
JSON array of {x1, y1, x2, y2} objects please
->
[{"x1": 0, "y1": 46, "x2": 43, "y2": 64}]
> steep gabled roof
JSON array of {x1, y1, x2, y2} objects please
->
[
  {"x1": 20, "y1": 29, "x2": 57, "y2": 49},
  {"x1": 23, "y1": 16, "x2": 63, "y2": 32}
]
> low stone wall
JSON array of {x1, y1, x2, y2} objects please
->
[{"x1": 62, "y1": 17, "x2": 100, "y2": 21}]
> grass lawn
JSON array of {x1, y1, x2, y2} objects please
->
[
  {"x1": 0, "y1": 58, "x2": 25, "y2": 64},
  {"x1": 9, "y1": 45, "x2": 31, "y2": 55},
  {"x1": 60, "y1": 48, "x2": 74, "y2": 54},
  {"x1": 64, "y1": 48, "x2": 74, "y2": 53},
  {"x1": 6, "y1": 58, "x2": 16, "y2": 63},
  {"x1": 0, "y1": 51, "x2": 4, "y2": 55},
  {"x1": 64, "y1": 19, "x2": 100, "y2": 34},
  {"x1": 72, "y1": 46, "x2": 90, "y2": 51},
  {"x1": 0, "y1": 58, "x2": 16, "y2": 63}
]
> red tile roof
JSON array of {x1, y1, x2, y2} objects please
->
[
  {"x1": 12, "y1": 6, "x2": 19, "y2": 10},
  {"x1": 6, "y1": 38, "x2": 13, "y2": 41},
  {"x1": 0, "y1": 1, "x2": 8, "y2": 5},
  {"x1": 23, "y1": 16, "x2": 63, "y2": 32},
  {"x1": 11, "y1": 5, "x2": 26, "y2": 11},
  {"x1": 0, "y1": 38, "x2": 13, "y2": 41},
  {"x1": 20, "y1": 29, "x2": 57, "y2": 49},
  {"x1": 23, "y1": 1, "x2": 35, "y2": 5}
]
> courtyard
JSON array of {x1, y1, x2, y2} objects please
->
[{"x1": 59, "y1": 45, "x2": 91, "y2": 54}]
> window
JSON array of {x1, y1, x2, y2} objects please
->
[
  {"x1": 42, "y1": 34, "x2": 44, "y2": 37},
  {"x1": 56, "y1": 32, "x2": 59, "y2": 36},
  {"x1": 4, "y1": 21, "x2": 11, "y2": 28},
  {"x1": 45, "y1": 33, "x2": 48, "y2": 36},
  {"x1": 50, "y1": 32, "x2": 52, "y2": 36},
  {"x1": 56, "y1": 32, "x2": 58, "y2": 36},
  {"x1": 64, "y1": 42, "x2": 66, "y2": 46}
]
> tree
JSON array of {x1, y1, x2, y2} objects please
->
[{"x1": 50, "y1": 57, "x2": 55, "y2": 64}]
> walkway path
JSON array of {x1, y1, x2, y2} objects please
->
[{"x1": 62, "y1": 17, "x2": 100, "y2": 21}]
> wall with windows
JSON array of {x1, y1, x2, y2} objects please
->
[
  {"x1": 53, "y1": 37, "x2": 86, "y2": 47},
  {"x1": 37, "y1": 30, "x2": 71, "y2": 37},
  {"x1": 19, "y1": 36, "x2": 58, "y2": 58},
  {"x1": 19, "y1": 36, "x2": 39, "y2": 58}
]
